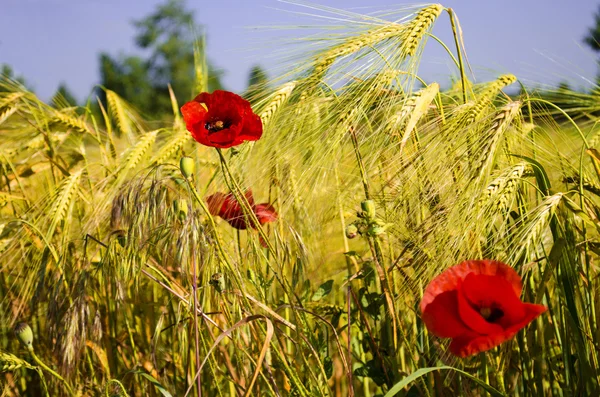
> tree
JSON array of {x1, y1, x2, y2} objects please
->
[
  {"x1": 244, "y1": 65, "x2": 269, "y2": 100},
  {"x1": 585, "y1": 6, "x2": 600, "y2": 53},
  {"x1": 98, "y1": 0, "x2": 223, "y2": 115},
  {"x1": 0, "y1": 64, "x2": 29, "y2": 92},
  {"x1": 51, "y1": 83, "x2": 78, "y2": 108}
]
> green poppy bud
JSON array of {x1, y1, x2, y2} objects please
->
[
  {"x1": 173, "y1": 199, "x2": 188, "y2": 220},
  {"x1": 345, "y1": 224, "x2": 358, "y2": 239},
  {"x1": 173, "y1": 177, "x2": 186, "y2": 186},
  {"x1": 367, "y1": 224, "x2": 386, "y2": 236},
  {"x1": 14, "y1": 323, "x2": 33, "y2": 351},
  {"x1": 180, "y1": 156, "x2": 195, "y2": 180},
  {"x1": 361, "y1": 200, "x2": 376, "y2": 219},
  {"x1": 209, "y1": 273, "x2": 225, "y2": 293}
]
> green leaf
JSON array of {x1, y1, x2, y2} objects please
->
[
  {"x1": 511, "y1": 154, "x2": 551, "y2": 196},
  {"x1": 324, "y1": 356, "x2": 333, "y2": 379},
  {"x1": 135, "y1": 371, "x2": 173, "y2": 397},
  {"x1": 311, "y1": 280, "x2": 334, "y2": 301},
  {"x1": 384, "y1": 366, "x2": 506, "y2": 397}
]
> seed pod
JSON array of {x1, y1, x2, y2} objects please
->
[
  {"x1": 209, "y1": 273, "x2": 225, "y2": 293},
  {"x1": 173, "y1": 199, "x2": 188, "y2": 220},
  {"x1": 367, "y1": 224, "x2": 386, "y2": 236},
  {"x1": 361, "y1": 200, "x2": 376, "y2": 219},
  {"x1": 345, "y1": 224, "x2": 358, "y2": 239},
  {"x1": 180, "y1": 156, "x2": 195, "y2": 180},
  {"x1": 14, "y1": 323, "x2": 33, "y2": 351}
]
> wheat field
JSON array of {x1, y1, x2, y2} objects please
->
[{"x1": 0, "y1": 3, "x2": 598, "y2": 396}]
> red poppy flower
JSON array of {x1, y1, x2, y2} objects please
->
[
  {"x1": 181, "y1": 90, "x2": 263, "y2": 148},
  {"x1": 420, "y1": 260, "x2": 546, "y2": 357},
  {"x1": 205, "y1": 190, "x2": 277, "y2": 231}
]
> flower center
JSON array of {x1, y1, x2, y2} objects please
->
[
  {"x1": 205, "y1": 120, "x2": 226, "y2": 133},
  {"x1": 479, "y1": 306, "x2": 504, "y2": 323}
]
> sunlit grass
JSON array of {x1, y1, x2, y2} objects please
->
[{"x1": 0, "y1": 2, "x2": 599, "y2": 396}]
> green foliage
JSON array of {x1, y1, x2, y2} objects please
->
[
  {"x1": 98, "y1": 0, "x2": 223, "y2": 116},
  {"x1": 51, "y1": 83, "x2": 78, "y2": 108},
  {"x1": 585, "y1": 5, "x2": 600, "y2": 53},
  {"x1": 244, "y1": 65, "x2": 269, "y2": 100},
  {"x1": 1, "y1": 3, "x2": 600, "y2": 396},
  {"x1": 1, "y1": 64, "x2": 29, "y2": 91}
]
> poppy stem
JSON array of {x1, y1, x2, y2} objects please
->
[
  {"x1": 215, "y1": 148, "x2": 303, "y2": 309},
  {"x1": 184, "y1": 178, "x2": 239, "y2": 283},
  {"x1": 348, "y1": 128, "x2": 371, "y2": 199},
  {"x1": 348, "y1": 127, "x2": 398, "y2": 351},
  {"x1": 214, "y1": 148, "x2": 277, "y2": 256},
  {"x1": 30, "y1": 350, "x2": 75, "y2": 396}
]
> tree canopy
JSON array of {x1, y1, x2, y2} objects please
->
[
  {"x1": 585, "y1": 6, "x2": 600, "y2": 53},
  {"x1": 99, "y1": 0, "x2": 223, "y2": 116}
]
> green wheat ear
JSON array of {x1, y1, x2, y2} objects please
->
[{"x1": 0, "y1": 351, "x2": 36, "y2": 371}]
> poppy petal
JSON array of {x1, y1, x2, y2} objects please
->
[
  {"x1": 422, "y1": 291, "x2": 470, "y2": 338},
  {"x1": 457, "y1": 283, "x2": 503, "y2": 335},
  {"x1": 238, "y1": 113, "x2": 263, "y2": 141},
  {"x1": 193, "y1": 92, "x2": 212, "y2": 107},
  {"x1": 449, "y1": 331, "x2": 512, "y2": 357},
  {"x1": 183, "y1": 90, "x2": 262, "y2": 149},
  {"x1": 460, "y1": 273, "x2": 526, "y2": 328},
  {"x1": 254, "y1": 203, "x2": 278, "y2": 225},
  {"x1": 206, "y1": 123, "x2": 243, "y2": 148},
  {"x1": 504, "y1": 303, "x2": 547, "y2": 334},
  {"x1": 181, "y1": 101, "x2": 207, "y2": 128},
  {"x1": 206, "y1": 193, "x2": 227, "y2": 216},
  {"x1": 421, "y1": 260, "x2": 522, "y2": 312}
]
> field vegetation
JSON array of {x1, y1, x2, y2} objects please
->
[{"x1": 0, "y1": 2, "x2": 599, "y2": 396}]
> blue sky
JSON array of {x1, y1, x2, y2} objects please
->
[{"x1": 1, "y1": 0, "x2": 599, "y2": 102}]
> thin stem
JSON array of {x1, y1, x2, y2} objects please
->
[
  {"x1": 214, "y1": 148, "x2": 300, "y2": 307},
  {"x1": 36, "y1": 368, "x2": 50, "y2": 397},
  {"x1": 348, "y1": 128, "x2": 371, "y2": 199},
  {"x1": 214, "y1": 149, "x2": 277, "y2": 254},
  {"x1": 30, "y1": 350, "x2": 74, "y2": 396},
  {"x1": 447, "y1": 8, "x2": 468, "y2": 104},
  {"x1": 192, "y1": 241, "x2": 202, "y2": 396},
  {"x1": 104, "y1": 379, "x2": 129, "y2": 397}
]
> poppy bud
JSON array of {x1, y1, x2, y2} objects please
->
[
  {"x1": 14, "y1": 323, "x2": 33, "y2": 351},
  {"x1": 173, "y1": 199, "x2": 188, "y2": 220},
  {"x1": 180, "y1": 156, "x2": 195, "y2": 180},
  {"x1": 173, "y1": 177, "x2": 186, "y2": 186},
  {"x1": 361, "y1": 200, "x2": 376, "y2": 219},
  {"x1": 209, "y1": 273, "x2": 225, "y2": 293},
  {"x1": 368, "y1": 224, "x2": 386, "y2": 236},
  {"x1": 111, "y1": 229, "x2": 127, "y2": 247},
  {"x1": 345, "y1": 224, "x2": 358, "y2": 239}
]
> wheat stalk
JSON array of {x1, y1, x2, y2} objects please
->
[
  {"x1": 398, "y1": 82, "x2": 439, "y2": 150},
  {"x1": 260, "y1": 81, "x2": 297, "y2": 127},
  {"x1": 150, "y1": 129, "x2": 193, "y2": 165},
  {"x1": 53, "y1": 111, "x2": 95, "y2": 136},
  {"x1": 480, "y1": 74, "x2": 517, "y2": 98},
  {"x1": 479, "y1": 162, "x2": 531, "y2": 211},
  {"x1": 0, "y1": 92, "x2": 25, "y2": 109},
  {"x1": 509, "y1": 193, "x2": 564, "y2": 260},
  {"x1": 471, "y1": 101, "x2": 521, "y2": 178},
  {"x1": 123, "y1": 130, "x2": 159, "y2": 170},
  {"x1": 463, "y1": 74, "x2": 518, "y2": 126},
  {"x1": 47, "y1": 169, "x2": 83, "y2": 238},
  {"x1": 106, "y1": 90, "x2": 135, "y2": 141},
  {"x1": 400, "y1": 4, "x2": 445, "y2": 57},
  {"x1": 311, "y1": 5, "x2": 442, "y2": 81},
  {"x1": 0, "y1": 106, "x2": 16, "y2": 125}
]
